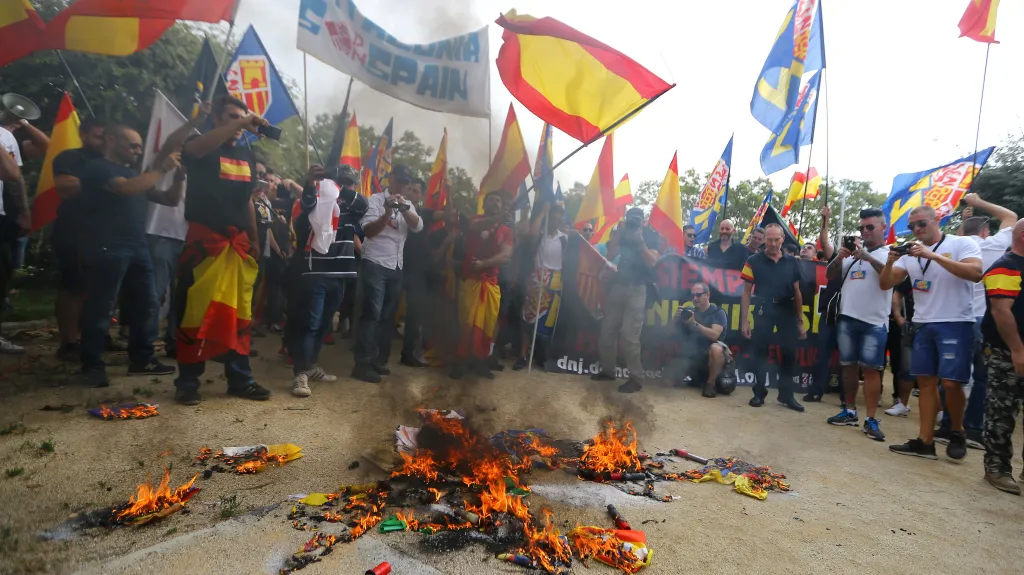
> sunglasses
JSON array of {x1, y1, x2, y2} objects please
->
[
  {"x1": 692, "y1": 291, "x2": 707, "y2": 297},
  {"x1": 857, "y1": 224, "x2": 876, "y2": 232},
  {"x1": 908, "y1": 220, "x2": 930, "y2": 229},
  {"x1": 685, "y1": 233, "x2": 696, "y2": 239},
  {"x1": 581, "y1": 228, "x2": 593, "y2": 233}
]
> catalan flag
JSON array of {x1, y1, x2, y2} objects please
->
[
  {"x1": 477, "y1": 104, "x2": 531, "y2": 213},
  {"x1": 30, "y1": 93, "x2": 81, "y2": 232},
  {"x1": 958, "y1": 0, "x2": 1000, "y2": 43},
  {"x1": 0, "y1": 0, "x2": 45, "y2": 67},
  {"x1": 338, "y1": 113, "x2": 362, "y2": 171},
  {"x1": 689, "y1": 136, "x2": 733, "y2": 244},
  {"x1": 649, "y1": 152, "x2": 685, "y2": 255},
  {"x1": 781, "y1": 167, "x2": 821, "y2": 217},
  {"x1": 426, "y1": 129, "x2": 448, "y2": 232},
  {"x1": 495, "y1": 10, "x2": 674, "y2": 145},
  {"x1": 760, "y1": 70, "x2": 821, "y2": 175},
  {"x1": 742, "y1": 189, "x2": 774, "y2": 243},
  {"x1": 361, "y1": 118, "x2": 393, "y2": 197},
  {"x1": 574, "y1": 134, "x2": 615, "y2": 237},
  {"x1": 983, "y1": 264, "x2": 1021, "y2": 299}
]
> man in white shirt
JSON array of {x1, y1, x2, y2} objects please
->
[
  {"x1": 0, "y1": 128, "x2": 27, "y2": 354},
  {"x1": 934, "y1": 193, "x2": 1016, "y2": 449},
  {"x1": 880, "y1": 205, "x2": 983, "y2": 460},
  {"x1": 352, "y1": 165, "x2": 423, "y2": 383},
  {"x1": 516, "y1": 203, "x2": 566, "y2": 370},
  {"x1": 824, "y1": 208, "x2": 893, "y2": 441}
]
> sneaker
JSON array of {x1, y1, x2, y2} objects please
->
[
  {"x1": 371, "y1": 363, "x2": 391, "y2": 376},
  {"x1": 617, "y1": 379, "x2": 643, "y2": 393},
  {"x1": 400, "y1": 355, "x2": 429, "y2": 368},
  {"x1": 0, "y1": 336, "x2": 24, "y2": 355},
  {"x1": 174, "y1": 387, "x2": 201, "y2": 405},
  {"x1": 227, "y1": 383, "x2": 272, "y2": 400},
  {"x1": 827, "y1": 409, "x2": 859, "y2": 426},
  {"x1": 512, "y1": 357, "x2": 528, "y2": 371},
  {"x1": 965, "y1": 430, "x2": 984, "y2": 451},
  {"x1": 127, "y1": 359, "x2": 175, "y2": 376},
  {"x1": 946, "y1": 431, "x2": 967, "y2": 460},
  {"x1": 56, "y1": 342, "x2": 80, "y2": 362},
  {"x1": 323, "y1": 332, "x2": 335, "y2": 345},
  {"x1": 590, "y1": 371, "x2": 616, "y2": 382},
  {"x1": 81, "y1": 370, "x2": 110, "y2": 388},
  {"x1": 912, "y1": 388, "x2": 920, "y2": 397},
  {"x1": 884, "y1": 400, "x2": 911, "y2": 417},
  {"x1": 889, "y1": 438, "x2": 937, "y2": 460},
  {"x1": 862, "y1": 418, "x2": 885, "y2": 441},
  {"x1": 305, "y1": 366, "x2": 337, "y2": 382},
  {"x1": 933, "y1": 427, "x2": 953, "y2": 445},
  {"x1": 292, "y1": 374, "x2": 311, "y2": 397},
  {"x1": 352, "y1": 363, "x2": 382, "y2": 383},
  {"x1": 802, "y1": 393, "x2": 822, "y2": 402},
  {"x1": 984, "y1": 471, "x2": 1021, "y2": 495}
]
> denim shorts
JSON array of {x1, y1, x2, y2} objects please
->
[
  {"x1": 910, "y1": 321, "x2": 975, "y2": 383},
  {"x1": 837, "y1": 315, "x2": 888, "y2": 370}
]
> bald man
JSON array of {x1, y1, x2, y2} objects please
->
[{"x1": 707, "y1": 219, "x2": 748, "y2": 270}]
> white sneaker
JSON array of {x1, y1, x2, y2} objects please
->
[
  {"x1": 306, "y1": 366, "x2": 337, "y2": 382},
  {"x1": 292, "y1": 373, "x2": 311, "y2": 397},
  {"x1": 0, "y1": 337, "x2": 24, "y2": 355},
  {"x1": 884, "y1": 400, "x2": 910, "y2": 417}
]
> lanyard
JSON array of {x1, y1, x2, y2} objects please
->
[
  {"x1": 850, "y1": 244, "x2": 886, "y2": 276},
  {"x1": 917, "y1": 234, "x2": 946, "y2": 276}
]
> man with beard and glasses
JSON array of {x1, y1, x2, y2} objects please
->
[
  {"x1": 707, "y1": 219, "x2": 748, "y2": 270},
  {"x1": 880, "y1": 205, "x2": 982, "y2": 460},
  {"x1": 824, "y1": 208, "x2": 893, "y2": 441},
  {"x1": 740, "y1": 224, "x2": 806, "y2": 412}
]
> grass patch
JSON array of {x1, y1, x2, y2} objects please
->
[
  {"x1": 5, "y1": 467, "x2": 24, "y2": 478},
  {"x1": 6, "y1": 287, "x2": 56, "y2": 323},
  {"x1": 0, "y1": 422, "x2": 27, "y2": 436},
  {"x1": 219, "y1": 495, "x2": 241, "y2": 519},
  {"x1": 164, "y1": 527, "x2": 177, "y2": 536},
  {"x1": 39, "y1": 438, "x2": 55, "y2": 453}
]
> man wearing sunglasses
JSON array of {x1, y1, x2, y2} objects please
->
[
  {"x1": 683, "y1": 225, "x2": 706, "y2": 259},
  {"x1": 824, "y1": 208, "x2": 893, "y2": 441},
  {"x1": 880, "y1": 205, "x2": 983, "y2": 459},
  {"x1": 674, "y1": 282, "x2": 728, "y2": 397}
]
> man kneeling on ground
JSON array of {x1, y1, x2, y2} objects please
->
[{"x1": 673, "y1": 282, "x2": 729, "y2": 397}]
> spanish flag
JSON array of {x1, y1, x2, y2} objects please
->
[
  {"x1": 591, "y1": 174, "x2": 631, "y2": 245},
  {"x1": 31, "y1": 93, "x2": 81, "y2": 232},
  {"x1": 649, "y1": 152, "x2": 685, "y2": 255},
  {"x1": 983, "y1": 264, "x2": 1021, "y2": 298},
  {"x1": 958, "y1": 0, "x2": 1000, "y2": 43},
  {"x1": 339, "y1": 113, "x2": 362, "y2": 171},
  {"x1": 495, "y1": 10, "x2": 674, "y2": 145},
  {"x1": 62, "y1": 0, "x2": 236, "y2": 22},
  {"x1": 425, "y1": 129, "x2": 447, "y2": 232},
  {"x1": 574, "y1": 134, "x2": 615, "y2": 237},
  {"x1": 477, "y1": 104, "x2": 531, "y2": 213},
  {"x1": 742, "y1": 189, "x2": 774, "y2": 243},
  {"x1": 0, "y1": 0, "x2": 45, "y2": 68},
  {"x1": 781, "y1": 167, "x2": 821, "y2": 217}
]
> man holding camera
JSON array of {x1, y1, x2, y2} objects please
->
[
  {"x1": 352, "y1": 165, "x2": 422, "y2": 383},
  {"x1": 824, "y1": 208, "x2": 893, "y2": 440},
  {"x1": 880, "y1": 205, "x2": 982, "y2": 459},
  {"x1": 674, "y1": 282, "x2": 729, "y2": 397},
  {"x1": 591, "y1": 210, "x2": 659, "y2": 393},
  {"x1": 740, "y1": 223, "x2": 806, "y2": 412}
]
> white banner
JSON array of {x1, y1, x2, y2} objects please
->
[{"x1": 297, "y1": 0, "x2": 490, "y2": 119}]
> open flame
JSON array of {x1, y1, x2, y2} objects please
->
[
  {"x1": 514, "y1": 508, "x2": 572, "y2": 574},
  {"x1": 98, "y1": 403, "x2": 158, "y2": 420},
  {"x1": 579, "y1": 420, "x2": 642, "y2": 474},
  {"x1": 114, "y1": 468, "x2": 199, "y2": 524}
]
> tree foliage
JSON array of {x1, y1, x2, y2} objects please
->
[{"x1": 972, "y1": 133, "x2": 1024, "y2": 217}]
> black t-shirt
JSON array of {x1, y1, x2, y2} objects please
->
[
  {"x1": 982, "y1": 252, "x2": 1024, "y2": 351},
  {"x1": 895, "y1": 278, "x2": 915, "y2": 323},
  {"x1": 682, "y1": 303, "x2": 728, "y2": 344},
  {"x1": 707, "y1": 239, "x2": 749, "y2": 270},
  {"x1": 269, "y1": 197, "x2": 292, "y2": 255},
  {"x1": 182, "y1": 138, "x2": 256, "y2": 235},
  {"x1": 80, "y1": 158, "x2": 147, "y2": 247},
  {"x1": 818, "y1": 253, "x2": 842, "y2": 313},
  {"x1": 403, "y1": 207, "x2": 435, "y2": 276},
  {"x1": 614, "y1": 231, "x2": 654, "y2": 286},
  {"x1": 741, "y1": 252, "x2": 802, "y2": 301},
  {"x1": 51, "y1": 147, "x2": 102, "y2": 233}
]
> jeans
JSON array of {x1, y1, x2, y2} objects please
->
[
  {"x1": 911, "y1": 321, "x2": 975, "y2": 383},
  {"x1": 354, "y1": 260, "x2": 403, "y2": 367},
  {"x1": 80, "y1": 243, "x2": 157, "y2": 372},
  {"x1": 598, "y1": 283, "x2": 647, "y2": 381},
  {"x1": 941, "y1": 317, "x2": 987, "y2": 433},
  {"x1": 810, "y1": 321, "x2": 838, "y2": 396},
  {"x1": 836, "y1": 315, "x2": 888, "y2": 370},
  {"x1": 262, "y1": 256, "x2": 287, "y2": 325},
  {"x1": 174, "y1": 351, "x2": 255, "y2": 391},
  {"x1": 9, "y1": 236, "x2": 28, "y2": 270},
  {"x1": 402, "y1": 271, "x2": 428, "y2": 358},
  {"x1": 285, "y1": 274, "x2": 343, "y2": 374},
  {"x1": 146, "y1": 234, "x2": 184, "y2": 350}
]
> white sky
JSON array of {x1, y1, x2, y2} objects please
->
[{"x1": 235, "y1": 0, "x2": 1024, "y2": 196}]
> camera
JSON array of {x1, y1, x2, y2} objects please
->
[
  {"x1": 679, "y1": 307, "x2": 694, "y2": 323},
  {"x1": 257, "y1": 124, "x2": 282, "y2": 141},
  {"x1": 842, "y1": 235, "x2": 857, "y2": 251},
  {"x1": 892, "y1": 243, "x2": 914, "y2": 256}
]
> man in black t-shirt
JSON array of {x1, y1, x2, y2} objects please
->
[
  {"x1": 77, "y1": 125, "x2": 181, "y2": 387},
  {"x1": 50, "y1": 118, "x2": 105, "y2": 361},
  {"x1": 673, "y1": 282, "x2": 730, "y2": 398},
  {"x1": 400, "y1": 177, "x2": 441, "y2": 367}
]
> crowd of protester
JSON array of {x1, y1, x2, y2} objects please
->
[{"x1": 3, "y1": 99, "x2": 1024, "y2": 496}]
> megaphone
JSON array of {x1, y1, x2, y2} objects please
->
[{"x1": 0, "y1": 93, "x2": 42, "y2": 125}]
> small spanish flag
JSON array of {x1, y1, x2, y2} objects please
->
[
  {"x1": 477, "y1": 104, "x2": 531, "y2": 213},
  {"x1": 31, "y1": 93, "x2": 82, "y2": 232},
  {"x1": 781, "y1": 168, "x2": 821, "y2": 218},
  {"x1": 219, "y1": 157, "x2": 251, "y2": 182},
  {"x1": 338, "y1": 113, "x2": 362, "y2": 171},
  {"x1": 983, "y1": 265, "x2": 1020, "y2": 298},
  {"x1": 425, "y1": 129, "x2": 448, "y2": 232},
  {"x1": 574, "y1": 134, "x2": 615, "y2": 235},
  {"x1": 741, "y1": 263, "x2": 755, "y2": 283},
  {"x1": 958, "y1": 0, "x2": 1000, "y2": 43},
  {"x1": 649, "y1": 152, "x2": 685, "y2": 255}
]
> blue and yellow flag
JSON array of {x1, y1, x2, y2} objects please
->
[
  {"x1": 750, "y1": 0, "x2": 825, "y2": 132},
  {"x1": 360, "y1": 118, "x2": 393, "y2": 197},
  {"x1": 760, "y1": 70, "x2": 821, "y2": 175},
  {"x1": 531, "y1": 122, "x2": 556, "y2": 220},
  {"x1": 225, "y1": 26, "x2": 300, "y2": 144},
  {"x1": 689, "y1": 136, "x2": 733, "y2": 244},
  {"x1": 881, "y1": 147, "x2": 995, "y2": 241}
]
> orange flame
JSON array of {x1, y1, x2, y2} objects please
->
[
  {"x1": 568, "y1": 526, "x2": 641, "y2": 572},
  {"x1": 99, "y1": 403, "x2": 158, "y2": 420},
  {"x1": 513, "y1": 508, "x2": 572, "y2": 573},
  {"x1": 115, "y1": 469, "x2": 198, "y2": 522},
  {"x1": 580, "y1": 420, "x2": 642, "y2": 473}
]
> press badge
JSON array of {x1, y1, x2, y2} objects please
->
[
  {"x1": 850, "y1": 271, "x2": 866, "y2": 280},
  {"x1": 913, "y1": 279, "x2": 932, "y2": 292}
]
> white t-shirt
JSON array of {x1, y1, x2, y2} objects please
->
[
  {"x1": 0, "y1": 128, "x2": 24, "y2": 217},
  {"x1": 970, "y1": 227, "x2": 1012, "y2": 317},
  {"x1": 535, "y1": 231, "x2": 566, "y2": 271},
  {"x1": 839, "y1": 245, "x2": 893, "y2": 327},
  {"x1": 145, "y1": 173, "x2": 188, "y2": 241},
  {"x1": 894, "y1": 234, "x2": 982, "y2": 323}
]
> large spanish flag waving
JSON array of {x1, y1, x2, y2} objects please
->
[
  {"x1": 339, "y1": 113, "x2": 362, "y2": 170},
  {"x1": 959, "y1": 0, "x2": 1000, "y2": 43},
  {"x1": 477, "y1": 104, "x2": 531, "y2": 213},
  {"x1": 495, "y1": 10, "x2": 674, "y2": 145},
  {"x1": 0, "y1": 0, "x2": 45, "y2": 68},
  {"x1": 574, "y1": 134, "x2": 615, "y2": 234},
  {"x1": 649, "y1": 152, "x2": 685, "y2": 254},
  {"x1": 31, "y1": 93, "x2": 82, "y2": 232},
  {"x1": 426, "y1": 129, "x2": 448, "y2": 232}
]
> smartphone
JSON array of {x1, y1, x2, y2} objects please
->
[
  {"x1": 842, "y1": 235, "x2": 857, "y2": 251},
  {"x1": 892, "y1": 243, "x2": 913, "y2": 256},
  {"x1": 257, "y1": 124, "x2": 282, "y2": 141}
]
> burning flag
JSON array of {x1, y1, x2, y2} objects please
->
[
  {"x1": 88, "y1": 403, "x2": 159, "y2": 420},
  {"x1": 196, "y1": 444, "x2": 303, "y2": 475},
  {"x1": 108, "y1": 469, "x2": 199, "y2": 526},
  {"x1": 681, "y1": 457, "x2": 790, "y2": 500}
]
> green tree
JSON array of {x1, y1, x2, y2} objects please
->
[
  {"x1": 561, "y1": 181, "x2": 587, "y2": 222},
  {"x1": 972, "y1": 133, "x2": 1024, "y2": 216}
]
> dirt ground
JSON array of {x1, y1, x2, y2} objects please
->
[{"x1": 1, "y1": 328, "x2": 1022, "y2": 575}]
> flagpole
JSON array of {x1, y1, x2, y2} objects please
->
[
  {"x1": 327, "y1": 76, "x2": 355, "y2": 168},
  {"x1": 206, "y1": 17, "x2": 237, "y2": 103},
  {"x1": 822, "y1": 68, "x2": 830, "y2": 206},
  {"x1": 54, "y1": 50, "x2": 95, "y2": 117},
  {"x1": 797, "y1": 71, "x2": 822, "y2": 239},
  {"x1": 526, "y1": 210, "x2": 549, "y2": 375},
  {"x1": 971, "y1": 44, "x2": 991, "y2": 180},
  {"x1": 304, "y1": 54, "x2": 310, "y2": 170}
]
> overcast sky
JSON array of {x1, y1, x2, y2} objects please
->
[{"x1": 234, "y1": 0, "x2": 1023, "y2": 198}]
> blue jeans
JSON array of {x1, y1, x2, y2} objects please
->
[
  {"x1": 285, "y1": 275, "x2": 343, "y2": 374},
  {"x1": 354, "y1": 260, "x2": 403, "y2": 367},
  {"x1": 837, "y1": 315, "x2": 888, "y2": 371},
  {"x1": 911, "y1": 321, "x2": 974, "y2": 383},
  {"x1": 10, "y1": 236, "x2": 28, "y2": 270},
  {"x1": 941, "y1": 317, "x2": 986, "y2": 433},
  {"x1": 146, "y1": 234, "x2": 184, "y2": 351},
  {"x1": 174, "y1": 352, "x2": 255, "y2": 391},
  {"x1": 810, "y1": 321, "x2": 838, "y2": 396},
  {"x1": 79, "y1": 243, "x2": 157, "y2": 372}
]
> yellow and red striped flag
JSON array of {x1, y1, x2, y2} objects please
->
[
  {"x1": 31, "y1": 93, "x2": 82, "y2": 232},
  {"x1": 958, "y1": 0, "x2": 1000, "y2": 43},
  {"x1": 574, "y1": 134, "x2": 615, "y2": 238},
  {"x1": 477, "y1": 104, "x2": 531, "y2": 213},
  {"x1": 495, "y1": 10, "x2": 674, "y2": 145},
  {"x1": 425, "y1": 129, "x2": 448, "y2": 232},
  {"x1": 591, "y1": 174, "x2": 631, "y2": 245},
  {"x1": 0, "y1": 0, "x2": 45, "y2": 67},
  {"x1": 339, "y1": 113, "x2": 361, "y2": 171},
  {"x1": 983, "y1": 263, "x2": 1021, "y2": 298},
  {"x1": 781, "y1": 167, "x2": 821, "y2": 217},
  {"x1": 649, "y1": 152, "x2": 685, "y2": 254}
]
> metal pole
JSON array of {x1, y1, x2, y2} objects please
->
[
  {"x1": 971, "y1": 43, "x2": 991, "y2": 179},
  {"x1": 304, "y1": 54, "x2": 310, "y2": 170},
  {"x1": 55, "y1": 50, "x2": 95, "y2": 116},
  {"x1": 838, "y1": 191, "x2": 846, "y2": 242},
  {"x1": 206, "y1": 21, "x2": 236, "y2": 103},
  {"x1": 526, "y1": 210, "x2": 549, "y2": 375},
  {"x1": 822, "y1": 68, "x2": 830, "y2": 206}
]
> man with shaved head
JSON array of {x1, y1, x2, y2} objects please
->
[{"x1": 707, "y1": 218, "x2": 748, "y2": 270}]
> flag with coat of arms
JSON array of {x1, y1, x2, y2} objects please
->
[{"x1": 225, "y1": 25, "x2": 299, "y2": 142}]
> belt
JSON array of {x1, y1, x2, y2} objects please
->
[{"x1": 757, "y1": 297, "x2": 794, "y2": 305}]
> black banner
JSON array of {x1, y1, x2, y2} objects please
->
[{"x1": 544, "y1": 235, "x2": 839, "y2": 391}]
